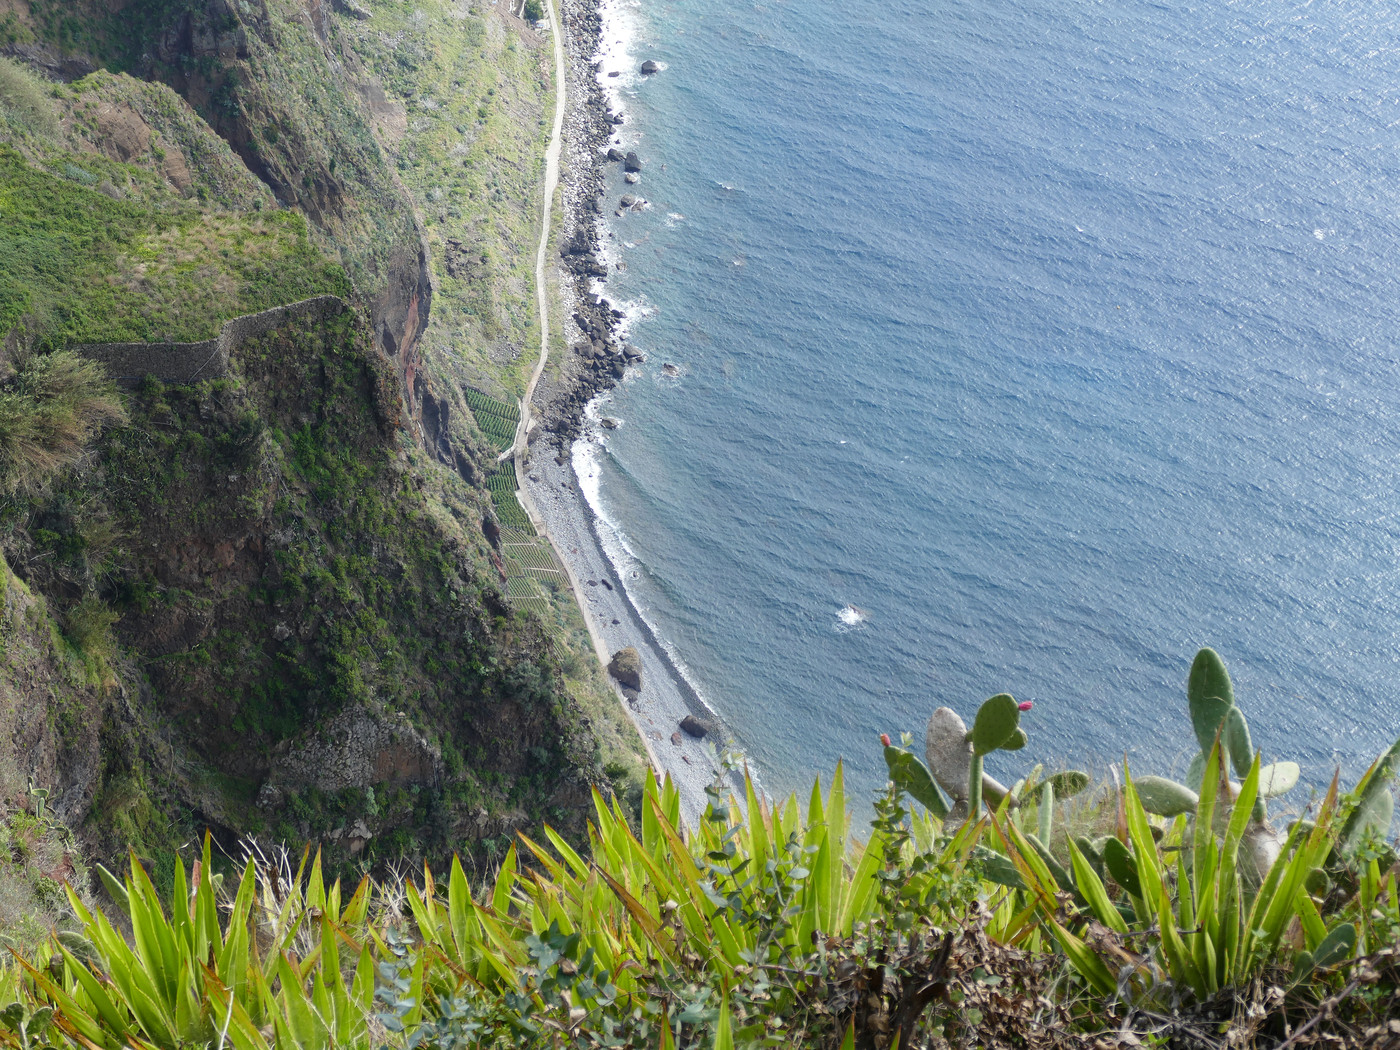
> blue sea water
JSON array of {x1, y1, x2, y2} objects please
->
[{"x1": 583, "y1": 0, "x2": 1400, "y2": 806}]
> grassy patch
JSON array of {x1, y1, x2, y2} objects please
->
[
  {"x1": 341, "y1": 0, "x2": 552, "y2": 392},
  {"x1": 0, "y1": 351, "x2": 125, "y2": 493},
  {"x1": 0, "y1": 147, "x2": 348, "y2": 347}
]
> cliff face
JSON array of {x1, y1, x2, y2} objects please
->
[
  {"x1": 4, "y1": 304, "x2": 606, "y2": 871},
  {"x1": 0, "y1": 0, "x2": 646, "y2": 878}
]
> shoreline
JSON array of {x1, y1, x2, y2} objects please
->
[{"x1": 515, "y1": 0, "x2": 739, "y2": 827}]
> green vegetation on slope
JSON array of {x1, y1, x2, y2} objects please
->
[
  {"x1": 4, "y1": 305, "x2": 638, "y2": 875},
  {"x1": 343, "y1": 0, "x2": 553, "y2": 391},
  {"x1": 0, "y1": 147, "x2": 348, "y2": 348},
  {"x1": 0, "y1": 0, "x2": 648, "y2": 882},
  {"x1": 0, "y1": 351, "x2": 125, "y2": 493}
]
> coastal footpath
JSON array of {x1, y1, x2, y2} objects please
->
[{"x1": 503, "y1": 0, "x2": 743, "y2": 825}]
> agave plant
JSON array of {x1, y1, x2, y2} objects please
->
[
  {"x1": 13, "y1": 836, "x2": 377, "y2": 1050},
  {"x1": 999, "y1": 741, "x2": 1348, "y2": 1004}
]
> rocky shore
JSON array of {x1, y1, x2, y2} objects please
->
[
  {"x1": 519, "y1": 0, "x2": 745, "y2": 823},
  {"x1": 540, "y1": 0, "x2": 644, "y2": 440}
]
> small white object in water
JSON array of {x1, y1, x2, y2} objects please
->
[{"x1": 836, "y1": 604, "x2": 868, "y2": 631}]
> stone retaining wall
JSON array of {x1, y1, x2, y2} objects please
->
[{"x1": 70, "y1": 295, "x2": 349, "y2": 384}]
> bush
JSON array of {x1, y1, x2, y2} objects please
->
[
  {"x1": 0, "y1": 351, "x2": 125, "y2": 492},
  {"x1": 0, "y1": 58, "x2": 57, "y2": 138}
]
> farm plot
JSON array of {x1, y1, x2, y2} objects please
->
[{"x1": 465, "y1": 388, "x2": 520, "y2": 452}]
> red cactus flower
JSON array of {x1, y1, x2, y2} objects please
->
[
  {"x1": 1018, "y1": 701, "x2": 1034, "y2": 712},
  {"x1": 880, "y1": 733, "x2": 892, "y2": 747}
]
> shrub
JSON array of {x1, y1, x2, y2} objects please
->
[
  {"x1": 0, "y1": 58, "x2": 57, "y2": 138},
  {"x1": 0, "y1": 351, "x2": 125, "y2": 492}
]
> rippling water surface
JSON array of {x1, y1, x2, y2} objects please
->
[{"x1": 580, "y1": 0, "x2": 1400, "y2": 804}]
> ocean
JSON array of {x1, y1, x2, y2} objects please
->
[{"x1": 577, "y1": 0, "x2": 1400, "y2": 807}]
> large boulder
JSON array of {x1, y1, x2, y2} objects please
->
[
  {"x1": 623, "y1": 151, "x2": 643, "y2": 173},
  {"x1": 608, "y1": 647, "x2": 642, "y2": 691},
  {"x1": 640, "y1": 60, "x2": 661, "y2": 75}
]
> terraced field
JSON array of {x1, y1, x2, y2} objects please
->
[
  {"x1": 464, "y1": 387, "x2": 520, "y2": 452},
  {"x1": 485, "y1": 463, "x2": 567, "y2": 632}
]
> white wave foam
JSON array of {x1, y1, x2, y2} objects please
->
[
  {"x1": 835, "y1": 604, "x2": 869, "y2": 633},
  {"x1": 594, "y1": 0, "x2": 649, "y2": 107},
  {"x1": 571, "y1": 427, "x2": 754, "y2": 774}
]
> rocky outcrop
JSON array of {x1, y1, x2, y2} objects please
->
[
  {"x1": 640, "y1": 60, "x2": 660, "y2": 75},
  {"x1": 258, "y1": 707, "x2": 442, "y2": 798},
  {"x1": 71, "y1": 296, "x2": 349, "y2": 386},
  {"x1": 608, "y1": 647, "x2": 642, "y2": 691}
]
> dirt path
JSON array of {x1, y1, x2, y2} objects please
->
[{"x1": 503, "y1": 1, "x2": 717, "y2": 826}]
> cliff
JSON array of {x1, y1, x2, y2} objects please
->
[{"x1": 0, "y1": 0, "x2": 646, "y2": 879}]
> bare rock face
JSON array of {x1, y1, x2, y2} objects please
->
[
  {"x1": 260, "y1": 707, "x2": 443, "y2": 798},
  {"x1": 608, "y1": 647, "x2": 642, "y2": 691},
  {"x1": 925, "y1": 707, "x2": 973, "y2": 802}
]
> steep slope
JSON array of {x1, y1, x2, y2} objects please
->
[{"x1": 0, "y1": 51, "x2": 646, "y2": 880}]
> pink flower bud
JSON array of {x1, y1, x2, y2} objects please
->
[
  {"x1": 880, "y1": 733, "x2": 892, "y2": 747},
  {"x1": 1018, "y1": 701, "x2": 1034, "y2": 712}
]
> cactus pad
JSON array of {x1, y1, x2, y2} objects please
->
[
  {"x1": 1134, "y1": 776, "x2": 1199, "y2": 818},
  {"x1": 1188, "y1": 647, "x2": 1235, "y2": 709},
  {"x1": 967, "y1": 693, "x2": 1021, "y2": 756},
  {"x1": 883, "y1": 743, "x2": 951, "y2": 820},
  {"x1": 1258, "y1": 761, "x2": 1300, "y2": 798},
  {"x1": 1102, "y1": 836, "x2": 1141, "y2": 898},
  {"x1": 1190, "y1": 694, "x2": 1233, "y2": 761},
  {"x1": 1225, "y1": 706, "x2": 1254, "y2": 777},
  {"x1": 1341, "y1": 786, "x2": 1394, "y2": 859},
  {"x1": 1338, "y1": 735, "x2": 1400, "y2": 857}
]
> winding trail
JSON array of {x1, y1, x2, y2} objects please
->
[
  {"x1": 500, "y1": 2, "x2": 715, "y2": 826},
  {"x1": 504, "y1": 0, "x2": 568, "y2": 465}
]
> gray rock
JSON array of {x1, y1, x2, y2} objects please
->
[
  {"x1": 624, "y1": 172, "x2": 640, "y2": 184},
  {"x1": 925, "y1": 707, "x2": 973, "y2": 802},
  {"x1": 925, "y1": 706, "x2": 1013, "y2": 810},
  {"x1": 679, "y1": 714, "x2": 708, "y2": 739},
  {"x1": 607, "y1": 147, "x2": 626, "y2": 162},
  {"x1": 608, "y1": 647, "x2": 642, "y2": 690},
  {"x1": 623, "y1": 151, "x2": 643, "y2": 173},
  {"x1": 331, "y1": 0, "x2": 372, "y2": 18},
  {"x1": 640, "y1": 60, "x2": 661, "y2": 75}
]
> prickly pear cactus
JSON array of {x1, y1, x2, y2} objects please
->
[
  {"x1": 1134, "y1": 775, "x2": 1199, "y2": 818},
  {"x1": 967, "y1": 693, "x2": 1021, "y2": 756},
  {"x1": 882, "y1": 739, "x2": 951, "y2": 820}
]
